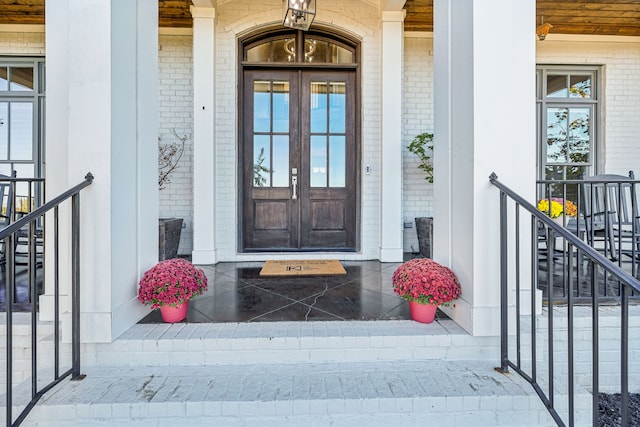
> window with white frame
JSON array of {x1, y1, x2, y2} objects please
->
[
  {"x1": 536, "y1": 65, "x2": 600, "y2": 180},
  {"x1": 0, "y1": 58, "x2": 45, "y2": 180}
]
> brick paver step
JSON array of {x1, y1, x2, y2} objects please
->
[{"x1": 5, "y1": 360, "x2": 583, "y2": 426}]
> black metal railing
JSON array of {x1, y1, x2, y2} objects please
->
[
  {"x1": 537, "y1": 172, "x2": 640, "y2": 302},
  {"x1": 4, "y1": 173, "x2": 93, "y2": 427},
  {"x1": 490, "y1": 172, "x2": 640, "y2": 427}
]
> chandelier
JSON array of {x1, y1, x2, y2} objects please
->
[{"x1": 282, "y1": 0, "x2": 316, "y2": 31}]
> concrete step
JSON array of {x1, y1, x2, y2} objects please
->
[
  {"x1": 8, "y1": 360, "x2": 582, "y2": 427},
  {"x1": 80, "y1": 320, "x2": 502, "y2": 367}
]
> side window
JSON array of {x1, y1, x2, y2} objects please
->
[
  {"x1": 0, "y1": 58, "x2": 45, "y2": 180},
  {"x1": 536, "y1": 66, "x2": 599, "y2": 180}
]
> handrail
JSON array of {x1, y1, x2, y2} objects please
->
[
  {"x1": 0, "y1": 174, "x2": 93, "y2": 239},
  {"x1": 4, "y1": 172, "x2": 93, "y2": 427},
  {"x1": 490, "y1": 172, "x2": 638, "y2": 427}
]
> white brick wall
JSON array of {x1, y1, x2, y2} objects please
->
[
  {"x1": 403, "y1": 35, "x2": 435, "y2": 253},
  {"x1": 0, "y1": 30, "x2": 44, "y2": 55},
  {"x1": 158, "y1": 35, "x2": 194, "y2": 255},
  {"x1": 214, "y1": 0, "x2": 383, "y2": 260}
]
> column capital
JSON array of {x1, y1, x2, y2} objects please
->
[
  {"x1": 190, "y1": 6, "x2": 216, "y2": 19},
  {"x1": 381, "y1": 10, "x2": 406, "y2": 23},
  {"x1": 382, "y1": 0, "x2": 407, "y2": 12}
]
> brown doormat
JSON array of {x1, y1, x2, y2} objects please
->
[{"x1": 259, "y1": 259, "x2": 347, "y2": 276}]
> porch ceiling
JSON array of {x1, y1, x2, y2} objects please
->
[{"x1": 0, "y1": 0, "x2": 638, "y2": 37}]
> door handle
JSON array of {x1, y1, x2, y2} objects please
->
[{"x1": 291, "y1": 176, "x2": 298, "y2": 200}]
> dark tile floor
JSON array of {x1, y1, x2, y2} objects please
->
[{"x1": 139, "y1": 259, "x2": 451, "y2": 323}]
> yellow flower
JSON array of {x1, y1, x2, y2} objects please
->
[
  {"x1": 537, "y1": 199, "x2": 564, "y2": 218},
  {"x1": 537, "y1": 198, "x2": 578, "y2": 218}
]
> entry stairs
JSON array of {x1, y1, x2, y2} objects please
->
[{"x1": 5, "y1": 318, "x2": 590, "y2": 426}]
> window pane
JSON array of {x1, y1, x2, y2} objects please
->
[
  {"x1": 569, "y1": 75, "x2": 591, "y2": 98},
  {"x1": 330, "y1": 45, "x2": 353, "y2": 64},
  {"x1": 329, "y1": 136, "x2": 345, "y2": 187},
  {"x1": 272, "y1": 81, "x2": 289, "y2": 133},
  {"x1": 0, "y1": 102, "x2": 7, "y2": 160},
  {"x1": 546, "y1": 108, "x2": 567, "y2": 163},
  {"x1": 13, "y1": 164, "x2": 34, "y2": 196},
  {"x1": 253, "y1": 135, "x2": 271, "y2": 187},
  {"x1": 304, "y1": 39, "x2": 327, "y2": 63},
  {"x1": 547, "y1": 75, "x2": 567, "y2": 98},
  {"x1": 10, "y1": 67, "x2": 33, "y2": 91},
  {"x1": 567, "y1": 108, "x2": 590, "y2": 163},
  {"x1": 310, "y1": 135, "x2": 327, "y2": 187},
  {"x1": 274, "y1": 38, "x2": 295, "y2": 62},
  {"x1": 544, "y1": 165, "x2": 564, "y2": 181},
  {"x1": 310, "y1": 82, "x2": 327, "y2": 133},
  {"x1": 329, "y1": 82, "x2": 345, "y2": 133},
  {"x1": 0, "y1": 67, "x2": 7, "y2": 91},
  {"x1": 272, "y1": 135, "x2": 289, "y2": 187},
  {"x1": 253, "y1": 81, "x2": 271, "y2": 132},
  {"x1": 247, "y1": 42, "x2": 271, "y2": 62},
  {"x1": 10, "y1": 102, "x2": 33, "y2": 160}
]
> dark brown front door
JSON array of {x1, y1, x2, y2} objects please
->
[{"x1": 242, "y1": 69, "x2": 357, "y2": 251}]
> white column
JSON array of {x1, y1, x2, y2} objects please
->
[
  {"x1": 44, "y1": 0, "x2": 158, "y2": 342},
  {"x1": 433, "y1": 0, "x2": 536, "y2": 335},
  {"x1": 190, "y1": 6, "x2": 217, "y2": 265},
  {"x1": 379, "y1": 9, "x2": 405, "y2": 262}
]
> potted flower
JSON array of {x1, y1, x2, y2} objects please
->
[
  {"x1": 408, "y1": 132, "x2": 434, "y2": 257},
  {"x1": 392, "y1": 258, "x2": 461, "y2": 323},
  {"x1": 158, "y1": 129, "x2": 189, "y2": 260},
  {"x1": 137, "y1": 258, "x2": 208, "y2": 323},
  {"x1": 537, "y1": 198, "x2": 578, "y2": 226}
]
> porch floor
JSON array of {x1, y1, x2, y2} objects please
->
[{"x1": 138, "y1": 259, "x2": 451, "y2": 324}]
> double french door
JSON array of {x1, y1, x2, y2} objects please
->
[{"x1": 242, "y1": 69, "x2": 358, "y2": 251}]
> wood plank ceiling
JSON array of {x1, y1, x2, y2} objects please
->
[{"x1": 0, "y1": 0, "x2": 638, "y2": 37}]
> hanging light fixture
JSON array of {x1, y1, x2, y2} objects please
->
[
  {"x1": 536, "y1": 15, "x2": 553, "y2": 41},
  {"x1": 283, "y1": 0, "x2": 316, "y2": 31}
]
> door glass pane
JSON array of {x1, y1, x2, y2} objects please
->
[
  {"x1": 329, "y1": 136, "x2": 345, "y2": 187},
  {"x1": 10, "y1": 102, "x2": 33, "y2": 160},
  {"x1": 272, "y1": 135, "x2": 289, "y2": 187},
  {"x1": 569, "y1": 75, "x2": 591, "y2": 98},
  {"x1": 0, "y1": 67, "x2": 7, "y2": 91},
  {"x1": 310, "y1": 135, "x2": 327, "y2": 187},
  {"x1": 254, "y1": 81, "x2": 271, "y2": 132},
  {"x1": 0, "y1": 102, "x2": 7, "y2": 160},
  {"x1": 329, "y1": 82, "x2": 345, "y2": 133},
  {"x1": 247, "y1": 42, "x2": 271, "y2": 62},
  {"x1": 10, "y1": 67, "x2": 33, "y2": 91},
  {"x1": 546, "y1": 108, "x2": 567, "y2": 163},
  {"x1": 310, "y1": 82, "x2": 327, "y2": 133},
  {"x1": 253, "y1": 135, "x2": 271, "y2": 187},
  {"x1": 275, "y1": 38, "x2": 295, "y2": 62},
  {"x1": 567, "y1": 108, "x2": 590, "y2": 163},
  {"x1": 330, "y1": 45, "x2": 353, "y2": 64},
  {"x1": 272, "y1": 81, "x2": 289, "y2": 133},
  {"x1": 547, "y1": 75, "x2": 567, "y2": 98},
  {"x1": 304, "y1": 39, "x2": 326, "y2": 63}
]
